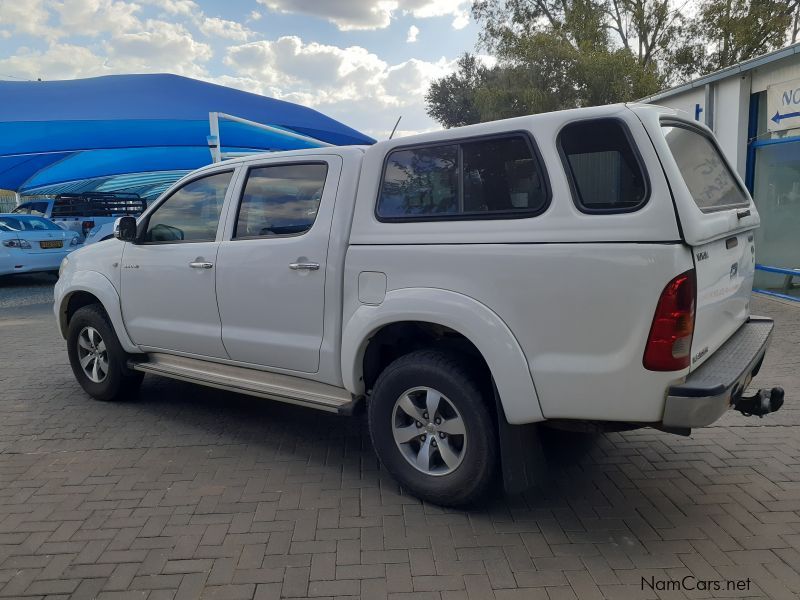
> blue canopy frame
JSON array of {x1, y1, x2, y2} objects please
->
[{"x1": 0, "y1": 73, "x2": 375, "y2": 197}]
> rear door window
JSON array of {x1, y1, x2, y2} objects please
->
[
  {"x1": 234, "y1": 163, "x2": 328, "y2": 238},
  {"x1": 661, "y1": 123, "x2": 749, "y2": 212},
  {"x1": 377, "y1": 134, "x2": 549, "y2": 220},
  {"x1": 558, "y1": 119, "x2": 648, "y2": 213}
]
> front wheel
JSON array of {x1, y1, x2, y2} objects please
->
[
  {"x1": 368, "y1": 350, "x2": 497, "y2": 506},
  {"x1": 66, "y1": 304, "x2": 143, "y2": 401}
]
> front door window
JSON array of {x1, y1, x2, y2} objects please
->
[{"x1": 145, "y1": 171, "x2": 233, "y2": 243}]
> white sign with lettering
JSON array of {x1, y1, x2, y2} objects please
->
[{"x1": 767, "y1": 77, "x2": 800, "y2": 132}]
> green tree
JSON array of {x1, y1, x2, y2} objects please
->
[
  {"x1": 425, "y1": 54, "x2": 489, "y2": 128},
  {"x1": 426, "y1": 0, "x2": 800, "y2": 128},
  {"x1": 426, "y1": 0, "x2": 676, "y2": 127},
  {"x1": 691, "y1": 0, "x2": 799, "y2": 73}
]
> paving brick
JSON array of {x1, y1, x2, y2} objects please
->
[
  {"x1": 336, "y1": 563, "x2": 385, "y2": 579},
  {"x1": 385, "y1": 564, "x2": 413, "y2": 593},
  {"x1": 310, "y1": 553, "x2": 335, "y2": 581},
  {"x1": 232, "y1": 568, "x2": 284, "y2": 585},
  {"x1": 413, "y1": 575, "x2": 466, "y2": 592},
  {"x1": 307, "y1": 579, "x2": 359, "y2": 597},
  {"x1": 174, "y1": 572, "x2": 208, "y2": 600},
  {"x1": 281, "y1": 566, "x2": 309, "y2": 598},
  {"x1": 0, "y1": 295, "x2": 798, "y2": 600},
  {"x1": 203, "y1": 583, "x2": 256, "y2": 599}
]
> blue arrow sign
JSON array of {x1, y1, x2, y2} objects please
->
[{"x1": 772, "y1": 110, "x2": 800, "y2": 123}]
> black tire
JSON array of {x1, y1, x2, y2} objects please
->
[
  {"x1": 368, "y1": 349, "x2": 497, "y2": 507},
  {"x1": 66, "y1": 304, "x2": 143, "y2": 401}
]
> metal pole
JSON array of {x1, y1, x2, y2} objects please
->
[
  {"x1": 208, "y1": 112, "x2": 221, "y2": 163},
  {"x1": 216, "y1": 112, "x2": 333, "y2": 147}
]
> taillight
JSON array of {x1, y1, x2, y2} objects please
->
[
  {"x1": 2, "y1": 238, "x2": 31, "y2": 249},
  {"x1": 82, "y1": 220, "x2": 95, "y2": 235},
  {"x1": 643, "y1": 270, "x2": 696, "y2": 371}
]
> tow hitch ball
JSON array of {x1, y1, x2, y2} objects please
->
[{"x1": 734, "y1": 387, "x2": 784, "y2": 417}]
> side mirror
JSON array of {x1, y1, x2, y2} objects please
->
[{"x1": 114, "y1": 216, "x2": 137, "y2": 242}]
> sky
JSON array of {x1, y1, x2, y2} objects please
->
[{"x1": 0, "y1": 0, "x2": 482, "y2": 139}]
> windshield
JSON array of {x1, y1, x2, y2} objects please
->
[
  {"x1": 0, "y1": 215, "x2": 61, "y2": 231},
  {"x1": 661, "y1": 123, "x2": 750, "y2": 212}
]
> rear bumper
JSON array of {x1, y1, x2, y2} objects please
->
[
  {"x1": 662, "y1": 316, "x2": 775, "y2": 429},
  {"x1": 0, "y1": 251, "x2": 69, "y2": 276}
]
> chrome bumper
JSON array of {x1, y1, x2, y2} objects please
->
[{"x1": 662, "y1": 316, "x2": 776, "y2": 429}]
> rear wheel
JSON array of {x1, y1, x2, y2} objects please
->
[
  {"x1": 368, "y1": 350, "x2": 497, "y2": 506},
  {"x1": 67, "y1": 304, "x2": 143, "y2": 401}
]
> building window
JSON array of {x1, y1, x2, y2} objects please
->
[{"x1": 752, "y1": 140, "x2": 800, "y2": 294}]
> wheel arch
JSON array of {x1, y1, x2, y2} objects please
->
[
  {"x1": 56, "y1": 271, "x2": 140, "y2": 354},
  {"x1": 341, "y1": 287, "x2": 544, "y2": 424}
]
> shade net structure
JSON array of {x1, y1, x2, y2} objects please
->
[{"x1": 0, "y1": 74, "x2": 375, "y2": 199}]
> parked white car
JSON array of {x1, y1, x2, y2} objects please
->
[
  {"x1": 54, "y1": 103, "x2": 785, "y2": 505},
  {"x1": 0, "y1": 214, "x2": 80, "y2": 276}
]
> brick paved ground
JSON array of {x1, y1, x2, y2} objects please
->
[{"x1": 0, "y1": 295, "x2": 798, "y2": 600}]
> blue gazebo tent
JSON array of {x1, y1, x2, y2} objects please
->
[{"x1": 0, "y1": 73, "x2": 375, "y2": 198}]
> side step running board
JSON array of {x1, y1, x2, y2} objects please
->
[{"x1": 129, "y1": 353, "x2": 358, "y2": 414}]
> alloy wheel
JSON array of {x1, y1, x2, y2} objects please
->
[
  {"x1": 77, "y1": 326, "x2": 108, "y2": 383},
  {"x1": 391, "y1": 386, "x2": 467, "y2": 476}
]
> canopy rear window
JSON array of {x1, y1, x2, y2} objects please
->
[
  {"x1": 661, "y1": 122, "x2": 749, "y2": 212},
  {"x1": 376, "y1": 133, "x2": 549, "y2": 221}
]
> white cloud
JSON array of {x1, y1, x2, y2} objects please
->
[
  {"x1": 0, "y1": 43, "x2": 108, "y2": 80},
  {"x1": 248, "y1": 10, "x2": 262, "y2": 21},
  {"x1": 257, "y1": 0, "x2": 394, "y2": 30},
  {"x1": 225, "y1": 37, "x2": 387, "y2": 94},
  {"x1": 406, "y1": 25, "x2": 419, "y2": 43},
  {"x1": 223, "y1": 35, "x2": 457, "y2": 137},
  {"x1": 141, "y1": 0, "x2": 200, "y2": 16},
  {"x1": 198, "y1": 17, "x2": 254, "y2": 42},
  {"x1": 105, "y1": 20, "x2": 212, "y2": 76},
  {"x1": 258, "y1": 0, "x2": 470, "y2": 31},
  {"x1": 404, "y1": 0, "x2": 470, "y2": 28},
  {"x1": 0, "y1": 0, "x2": 58, "y2": 40},
  {"x1": 53, "y1": 0, "x2": 142, "y2": 38},
  {"x1": 451, "y1": 11, "x2": 469, "y2": 29}
]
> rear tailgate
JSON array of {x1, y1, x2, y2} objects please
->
[{"x1": 653, "y1": 116, "x2": 759, "y2": 370}]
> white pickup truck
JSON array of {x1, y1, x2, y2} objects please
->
[{"x1": 54, "y1": 104, "x2": 785, "y2": 505}]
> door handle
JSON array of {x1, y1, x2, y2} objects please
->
[
  {"x1": 289, "y1": 262, "x2": 320, "y2": 271},
  {"x1": 189, "y1": 261, "x2": 214, "y2": 269}
]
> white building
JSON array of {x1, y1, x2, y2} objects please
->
[{"x1": 641, "y1": 43, "x2": 800, "y2": 293}]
